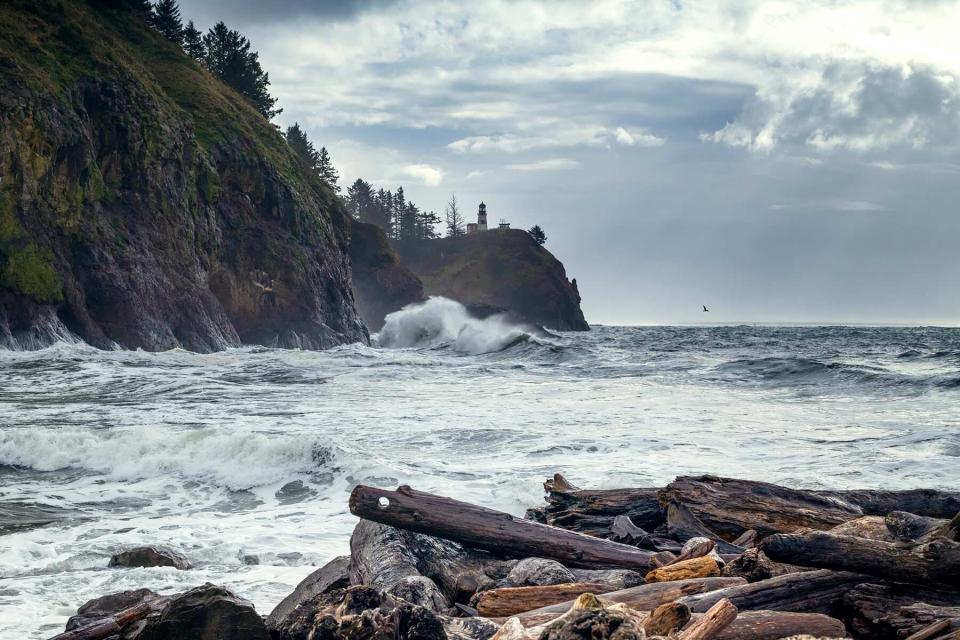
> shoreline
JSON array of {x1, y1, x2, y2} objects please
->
[{"x1": 50, "y1": 473, "x2": 960, "y2": 640}]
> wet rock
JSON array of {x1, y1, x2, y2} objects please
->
[
  {"x1": 349, "y1": 220, "x2": 424, "y2": 332},
  {"x1": 149, "y1": 584, "x2": 268, "y2": 640},
  {"x1": 266, "y1": 555, "x2": 350, "y2": 632},
  {"x1": 108, "y1": 546, "x2": 191, "y2": 570},
  {"x1": 242, "y1": 554, "x2": 260, "y2": 565},
  {"x1": 65, "y1": 588, "x2": 166, "y2": 634}
]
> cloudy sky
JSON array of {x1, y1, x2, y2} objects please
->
[{"x1": 181, "y1": 0, "x2": 960, "y2": 325}]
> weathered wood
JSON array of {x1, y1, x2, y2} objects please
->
[
  {"x1": 906, "y1": 620, "x2": 954, "y2": 640},
  {"x1": 730, "y1": 530, "x2": 757, "y2": 548},
  {"x1": 820, "y1": 489, "x2": 960, "y2": 520},
  {"x1": 830, "y1": 515, "x2": 894, "y2": 541},
  {"x1": 720, "y1": 548, "x2": 808, "y2": 583},
  {"x1": 649, "y1": 550, "x2": 678, "y2": 569},
  {"x1": 887, "y1": 511, "x2": 949, "y2": 542},
  {"x1": 646, "y1": 556, "x2": 721, "y2": 583},
  {"x1": 527, "y1": 477, "x2": 667, "y2": 537},
  {"x1": 350, "y1": 485, "x2": 655, "y2": 571},
  {"x1": 762, "y1": 530, "x2": 960, "y2": 584},
  {"x1": 609, "y1": 515, "x2": 651, "y2": 546},
  {"x1": 711, "y1": 610, "x2": 846, "y2": 640},
  {"x1": 667, "y1": 502, "x2": 745, "y2": 555},
  {"x1": 474, "y1": 583, "x2": 614, "y2": 617},
  {"x1": 49, "y1": 602, "x2": 152, "y2": 640},
  {"x1": 842, "y1": 582, "x2": 960, "y2": 640},
  {"x1": 642, "y1": 602, "x2": 691, "y2": 636},
  {"x1": 509, "y1": 577, "x2": 746, "y2": 627},
  {"x1": 677, "y1": 569, "x2": 866, "y2": 615},
  {"x1": 678, "y1": 598, "x2": 737, "y2": 640}
]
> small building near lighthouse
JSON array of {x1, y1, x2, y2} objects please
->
[{"x1": 467, "y1": 202, "x2": 502, "y2": 234}]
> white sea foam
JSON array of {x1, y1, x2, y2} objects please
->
[{"x1": 375, "y1": 296, "x2": 539, "y2": 354}]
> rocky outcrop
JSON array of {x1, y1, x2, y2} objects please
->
[
  {"x1": 348, "y1": 221, "x2": 423, "y2": 331},
  {"x1": 397, "y1": 230, "x2": 588, "y2": 331},
  {"x1": 0, "y1": 1, "x2": 367, "y2": 351},
  {"x1": 108, "y1": 546, "x2": 191, "y2": 570}
]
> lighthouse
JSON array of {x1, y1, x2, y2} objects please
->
[{"x1": 477, "y1": 202, "x2": 488, "y2": 231}]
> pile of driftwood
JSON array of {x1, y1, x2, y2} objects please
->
[{"x1": 53, "y1": 474, "x2": 960, "y2": 640}]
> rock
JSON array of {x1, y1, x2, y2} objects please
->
[
  {"x1": 148, "y1": 584, "x2": 268, "y2": 640},
  {"x1": 568, "y1": 569, "x2": 644, "y2": 590},
  {"x1": 721, "y1": 548, "x2": 808, "y2": 582},
  {"x1": 266, "y1": 555, "x2": 351, "y2": 631},
  {"x1": 349, "y1": 221, "x2": 424, "y2": 331},
  {"x1": 65, "y1": 588, "x2": 166, "y2": 634},
  {"x1": 108, "y1": 546, "x2": 191, "y2": 570},
  {"x1": 829, "y1": 515, "x2": 894, "y2": 541},
  {"x1": 0, "y1": 3, "x2": 367, "y2": 352},
  {"x1": 241, "y1": 554, "x2": 260, "y2": 565},
  {"x1": 644, "y1": 556, "x2": 721, "y2": 583},
  {"x1": 504, "y1": 558, "x2": 576, "y2": 587},
  {"x1": 396, "y1": 229, "x2": 589, "y2": 331}
]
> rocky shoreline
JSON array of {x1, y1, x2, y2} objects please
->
[{"x1": 51, "y1": 474, "x2": 960, "y2": 640}]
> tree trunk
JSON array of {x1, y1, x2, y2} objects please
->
[
  {"x1": 350, "y1": 485, "x2": 655, "y2": 571},
  {"x1": 677, "y1": 569, "x2": 867, "y2": 615},
  {"x1": 711, "y1": 610, "x2": 847, "y2": 640},
  {"x1": 509, "y1": 577, "x2": 746, "y2": 627},
  {"x1": 762, "y1": 530, "x2": 960, "y2": 584},
  {"x1": 49, "y1": 602, "x2": 152, "y2": 640},
  {"x1": 666, "y1": 502, "x2": 745, "y2": 555},
  {"x1": 842, "y1": 582, "x2": 960, "y2": 640}
]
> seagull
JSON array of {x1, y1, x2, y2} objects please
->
[{"x1": 703, "y1": 305, "x2": 710, "y2": 312}]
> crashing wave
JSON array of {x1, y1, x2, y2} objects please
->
[{"x1": 374, "y1": 297, "x2": 551, "y2": 355}]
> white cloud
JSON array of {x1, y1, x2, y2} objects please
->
[
  {"x1": 395, "y1": 163, "x2": 445, "y2": 186},
  {"x1": 506, "y1": 158, "x2": 580, "y2": 171},
  {"x1": 613, "y1": 127, "x2": 664, "y2": 147},
  {"x1": 448, "y1": 127, "x2": 664, "y2": 154}
]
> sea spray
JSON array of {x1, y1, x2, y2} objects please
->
[{"x1": 375, "y1": 296, "x2": 547, "y2": 354}]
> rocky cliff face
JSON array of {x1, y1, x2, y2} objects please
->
[
  {"x1": 397, "y1": 229, "x2": 588, "y2": 331},
  {"x1": 0, "y1": 0, "x2": 367, "y2": 350},
  {"x1": 348, "y1": 221, "x2": 424, "y2": 332}
]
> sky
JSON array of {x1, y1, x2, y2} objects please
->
[{"x1": 179, "y1": 0, "x2": 960, "y2": 325}]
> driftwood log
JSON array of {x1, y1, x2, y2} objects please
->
[
  {"x1": 49, "y1": 602, "x2": 152, "y2": 640},
  {"x1": 508, "y1": 577, "x2": 746, "y2": 627},
  {"x1": 710, "y1": 610, "x2": 847, "y2": 640},
  {"x1": 660, "y1": 475, "x2": 960, "y2": 539},
  {"x1": 762, "y1": 530, "x2": 960, "y2": 584},
  {"x1": 350, "y1": 485, "x2": 655, "y2": 571},
  {"x1": 678, "y1": 598, "x2": 737, "y2": 640},
  {"x1": 474, "y1": 583, "x2": 614, "y2": 617},
  {"x1": 842, "y1": 582, "x2": 960, "y2": 639},
  {"x1": 677, "y1": 569, "x2": 866, "y2": 615},
  {"x1": 666, "y1": 502, "x2": 745, "y2": 554},
  {"x1": 886, "y1": 511, "x2": 950, "y2": 542}
]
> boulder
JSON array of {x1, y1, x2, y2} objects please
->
[
  {"x1": 266, "y1": 555, "x2": 351, "y2": 631},
  {"x1": 65, "y1": 588, "x2": 166, "y2": 636},
  {"x1": 108, "y1": 546, "x2": 191, "y2": 570},
  {"x1": 148, "y1": 584, "x2": 268, "y2": 640}
]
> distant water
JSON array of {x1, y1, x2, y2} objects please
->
[{"x1": 1, "y1": 297, "x2": 959, "y2": 638}]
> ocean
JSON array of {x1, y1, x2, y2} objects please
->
[{"x1": 1, "y1": 297, "x2": 958, "y2": 638}]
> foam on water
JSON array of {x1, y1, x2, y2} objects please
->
[{"x1": 1, "y1": 314, "x2": 959, "y2": 638}]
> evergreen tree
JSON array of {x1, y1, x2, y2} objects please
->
[
  {"x1": 152, "y1": 0, "x2": 183, "y2": 44},
  {"x1": 528, "y1": 225, "x2": 547, "y2": 246},
  {"x1": 285, "y1": 123, "x2": 320, "y2": 169},
  {"x1": 417, "y1": 208, "x2": 442, "y2": 240},
  {"x1": 182, "y1": 20, "x2": 205, "y2": 60},
  {"x1": 316, "y1": 147, "x2": 340, "y2": 193},
  {"x1": 203, "y1": 22, "x2": 281, "y2": 119},
  {"x1": 445, "y1": 193, "x2": 465, "y2": 237},
  {"x1": 393, "y1": 187, "x2": 406, "y2": 240},
  {"x1": 346, "y1": 179, "x2": 374, "y2": 223}
]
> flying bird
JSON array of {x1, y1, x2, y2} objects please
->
[{"x1": 703, "y1": 305, "x2": 710, "y2": 312}]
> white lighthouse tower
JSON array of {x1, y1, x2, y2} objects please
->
[{"x1": 477, "y1": 202, "x2": 488, "y2": 231}]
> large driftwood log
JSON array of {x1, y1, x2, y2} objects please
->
[
  {"x1": 660, "y1": 475, "x2": 960, "y2": 540},
  {"x1": 350, "y1": 485, "x2": 655, "y2": 571},
  {"x1": 474, "y1": 583, "x2": 614, "y2": 617},
  {"x1": 710, "y1": 610, "x2": 847, "y2": 640},
  {"x1": 49, "y1": 602, "x2": 152, "y2": 640},
  {"x1": 510, "y1": 577, "x2": 746, "y2": 627},
  {"x1": 842, "y1": 582, "x2": 960, "y2": 639},
  {"x1": 677, "y1": 569, "x2": 866, "y2": 615},
  {"x1": 666, "y1": 502, "x2": 746, "y2": 554},
  {"x1": 525, "y1": 474, "x2": 666, "y2": 537},
  {"x1": 762, "y1": 530, "x2": 960, "y2": 584},
  {"x1": 886, "y1": 511, "x2": 950, "y2": 542}
]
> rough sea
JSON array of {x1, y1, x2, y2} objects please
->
[{"x1": 1, "y1": 297, "x2": 958, "y2": 638}]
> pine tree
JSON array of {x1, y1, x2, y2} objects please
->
[
  {"x1": 316, "y1": 147, "x2": 340, "y2": 193},
  {"x1": 393, "y1": 187, "x2": 406, "y2": 240},
  {"x1": 182, "y1": 20, "x2": 205, "y2": 60},
  {"x1": 346, "y1": 179, "x2": 374, "y2": 222},
  {"x1": 528, "y1": 225, "x2": 547, "y2": 246},
  {"x1": 152, "y1": 0, "x2": 183, "y2": 44},
  {"x1": 203, "y1": 22, "x2": 281, "y2": 119},
  {"x1": 285, "y1": 123, "x2": 320, "y2": 169},
  {"x1": 417, "y1": 208, "x2": 442, "y2": 240},
  {"x1": 445, "y1": 193, "x2": 465, "y2": 237}
]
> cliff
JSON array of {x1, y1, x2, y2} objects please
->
[
  {"x1": 397, "y1": 229, "x2": 588, "y2": 331},
  {"x1": 348, "y1": 221, "x2": 423, "y2": 331},
  {"x1": 0, "y1": 0, "x2": 367, "y2": 350}
]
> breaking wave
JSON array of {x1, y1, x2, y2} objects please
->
[
  {"x1": 0, "y1": 427, "x2": 339, "y2": 491},
  {"x1": 375, "y1": 297, "x2": 552, "y2": 355}
]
